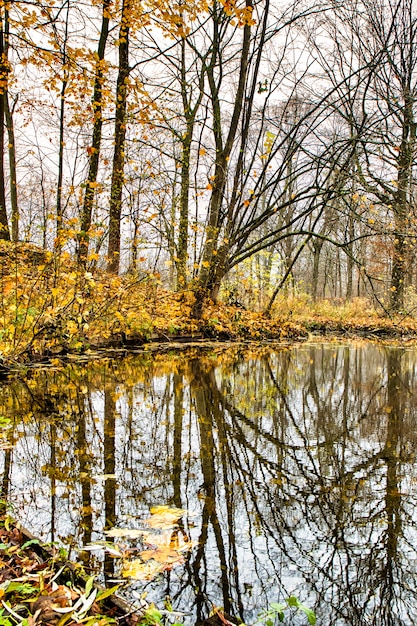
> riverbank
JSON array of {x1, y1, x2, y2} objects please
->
[
  {"x1": 1, "y1": 241, "x2": 417, "y2": 371},
  {"x1": 0, "y1": 509, "x2": 147, "y2": 626}
]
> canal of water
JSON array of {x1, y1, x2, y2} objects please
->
[{"x1": 1, "y1": 341, "x2": 417, "y2": 625}]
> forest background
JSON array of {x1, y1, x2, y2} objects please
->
[{"x1": 0, "y1": 0, "x2": 416, "y2": 362}]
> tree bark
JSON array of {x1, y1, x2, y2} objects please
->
[
  {"x1": 107, "y1": 0, "x2": 130, "y2": 274},
  {"x1": 78, "y1": 0, "x2": 111, "y2": 265},
  {"x1": 390, "y1": 89, "x2": 415, "y2": 311},
  {"x1": 0, "y1": 14, "x2": 10, "y2": 241},
  {"x1": 4, "y1": 7, "x2": 17, "y2": 242}
]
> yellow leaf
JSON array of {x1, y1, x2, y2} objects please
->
[
  {"x1": 122, "y1": 559, "x2": 164, "y2": 580},
  {"x1": 2, "y1": 280, "x2": 13, "y2": 296},
  {"x1": 140, "y1": 547, "x2": 183, "y2": 565},
  {"x1": 66, "y1": 320, "x2": 78, "y2": 335},
  {"x1": 141, "y1": 529, "x2": 194, "y2": 552},
  {"x1": 144, "y1": 506, "x2": 186, "y2": 529},
  {"x1": 105, "y1": 528, "x2": 145, "y2": 538}
]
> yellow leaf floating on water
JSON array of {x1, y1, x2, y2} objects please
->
[
  {"x1": 105, "y1": 528, "x2": 146, "y2": 538},
  {"x1": 105, "y1": 508, "x2": 187, "y2": 537},
  {"x1": 149, "y1": 505, "x2": 185, "y2": 516},
  {"x1": 141, "y1": 529, "x2": 193, "y2": 551},
  {"x1": 107, "y1": 507, "x2": 195, "y2": 581},
  {"x1": 144, "y1": 506, "x2": 186, "y2": 529},
  {"x1": 140, "y1": 547, "x2": 184, "y2": 565},
  {"x1": 122, "y1": 559, "x2": 165, "y2": 580}
]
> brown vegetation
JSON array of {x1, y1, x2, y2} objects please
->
[{"x1": 0, "y1": 242, "x2": 416, "y2": 371}]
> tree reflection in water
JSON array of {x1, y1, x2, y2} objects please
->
[{"x1": 1, "y1": 343, "x2": 417, "y2": 625}]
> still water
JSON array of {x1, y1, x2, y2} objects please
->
[{"x1": 1, "y1": 341, "x2": 417, "y2": 625}]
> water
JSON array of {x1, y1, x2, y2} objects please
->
[{"x1": 1, "y1": 341, "x2": 417, "y2": 625}]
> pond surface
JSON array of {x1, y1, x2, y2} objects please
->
[{"x1": 1, "y1": 341, "x2": 417, "y2": 625}]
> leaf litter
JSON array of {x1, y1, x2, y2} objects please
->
[
  {"x1": 0, "y1": 505, "x2": 197, "y2": 626},
  {"x1": 0, "y1": 515, "x2": 136, "y2": 626},
  {"x1": 104, "y1": 506, "x2": 196, "y2": 581}
]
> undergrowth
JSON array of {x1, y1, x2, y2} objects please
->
[{"x1": 0, "y1": 241, "x2": 417, "y2": 368}]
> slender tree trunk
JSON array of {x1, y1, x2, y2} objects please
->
[
  {"x1": 311, "y1": 238, "x2": 324, "y2": 302},
  {"x1": 192, "y1": 1, "x2": 253, "y2": 316},
  {"x1": 390, "y1": 90, "x2": 415, "y2": 312},
  {"x1": 78, "y1": 0, "x2": 111, "y2": 265},
  {"x1": 55, "y1": 3, "x2": 70, "y2": 250},
  {"x1": 4, "y1": 8, "x2": 17, "y2": 242},
  {"x1": 107, "y1": 0, "x2": 130, "y2": 274},
  {"x1": 0, "y1": 15, "x2": 10, "y2": 241},
  {"x1": 176, "y1": 37, "x2": 205, "y2": 289},
  {"x1": 5, "y1": 94, "x2": 17, "y2": 241},
  {"x1": 346, "y1": 213, "x2": 354, "y2": 300},
  {"x1": 177, "y1": 126, "x2": 192, "y2": 288},
  {"x1": 176, "y1": 36, "x2": 192, "y2": 289},
  {"x1": 55, "y1": 74, "x2": 67, "y2": 249}
]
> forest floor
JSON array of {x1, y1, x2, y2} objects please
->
[{"x1": 0, "y1": 240, "x2": 417, "y2": 371}]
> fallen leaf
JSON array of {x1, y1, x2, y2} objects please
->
[
  {"x1": 122, "y1": 559, "x2": 164, "y2": 581},
  {"x1": 141, "y1": 529, "x2": 194, "y2": 552},
  {"x1": 139, "y1": 548, "x2": 184, "y2": 565},
  {"x1": 143, "y1": 507, "x2": 186, "y2": 529},
  {"x1": 104, "y1": 528, "x2": 145, "y2": 539}
]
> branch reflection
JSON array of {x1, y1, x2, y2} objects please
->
[{"x1": 0, "y1": 344, "x2": 417, "y2": 625}]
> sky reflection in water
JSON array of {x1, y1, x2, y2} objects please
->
[{"x1": 1, "y1": 342, "x2": 417, "y2": 625}]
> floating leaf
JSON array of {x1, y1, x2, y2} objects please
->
[
  {"x1": 141, "y1": 529, "x2": 195, "y2": 552},
  {"x1": 143, "y1": 506, "x2": 186, "y2": 529},
  {"x1": 105, "y1": 528, "x2": 145, "y2": 539},
  {"x1": 122, "y1": 559, "x2": 165, "y2": 581},
  {"x1": 139, "y1": 547, "x2": 184, "y2": 565}
]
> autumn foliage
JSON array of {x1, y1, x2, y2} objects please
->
[
  {"x1": 2, "y1": 241, "x2": 417, "y2": 368},
  {"x1": 0, "y1": 242, "x2": 310, "y2": 366}
]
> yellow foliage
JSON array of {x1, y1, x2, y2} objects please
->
[
  {"x1": 0, "y1": 243, "x2": 200, "y2": 364},
  {"x1": 1, "y1": 242, "x2": 411, "y2": 368}
]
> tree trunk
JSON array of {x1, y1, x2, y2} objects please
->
[
  {"x1": 345, "y1": 213, "x2": 354, "y2": 300},
  {"x1": 55, "y1": 72, "x2": 67, "y2": 249},
  {"x1": 176, "y1": 125, "x2": 192, "y2": 288},
  {"x1": 107, "y1": 0, "x2": 130, "y2": 274},
  {"x1": 4, "y1": 8, "x2": 17, "y2": 242},
  {"x1": 55, "y1": 3, "x2": 70, "y2": 251},
  {"x1": 78, "y1": 0, "x2": 111, "y2": 265},
  {"x1": 192, "y1": 1, "x2": 253, "y2": 317},
  {"x1": 5, "y1": 93, "x2": 17, "y2": 241},
  {"x1": 0, "y1": 16, "x2": 10, "y2": 241},
  {"x1": 390, "y1": 89, "x2": 415, "y2": 312},
  {"x1": 311, "y1": 238, "x2": 324, "y2": 302},
  {"x1": 175, "y1": 36, "x2": 204, "y2": 289}
]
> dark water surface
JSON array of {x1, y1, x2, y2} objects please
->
[{"x1": 1, "y1": 341, "x2": 417, "y2": 625}]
